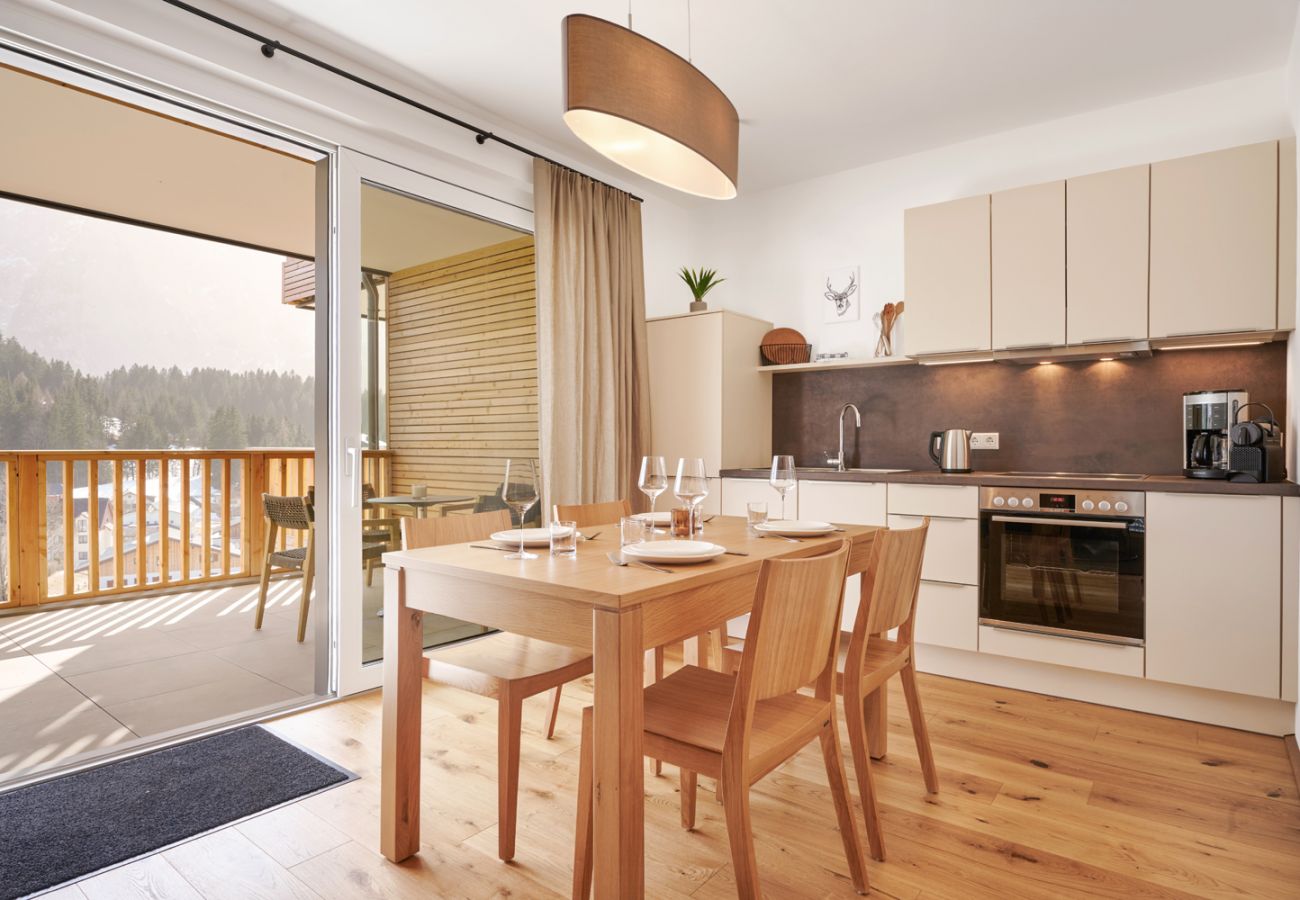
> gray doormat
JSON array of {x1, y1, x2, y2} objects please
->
[{"x1": 0, "y1": 725, "x2": 353, "y2": 899}]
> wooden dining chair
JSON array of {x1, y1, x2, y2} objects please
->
[
  {"x1": 841, "y1": 517, "x2": 937, "y2": 862},
  {"x1": 401, "y1": 510, "x2": 594, "y2": 863},
  {"x1": 360, "y1": 483, "x2": 401, "y2": 587},
  {"x1": 572, "y1": 540, "x2": 868, "y2": 899},
  {"x1": 254, "y1": 493, "x2": 316, "y2": 643},
  {"x1": 551, "y1": 498, "x2": 630, "y2": 528}
]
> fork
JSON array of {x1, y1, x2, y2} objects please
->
[{"x1": 606, "y1": 551, "x2": 674, "y2": 574}]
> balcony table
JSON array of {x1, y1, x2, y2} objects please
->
[
  {"x1": 379, "y1": 515, "x2": 880, "y2": 898},
  {"x1": 365, "y1": 493, "x2": 475, "y2": 518}
]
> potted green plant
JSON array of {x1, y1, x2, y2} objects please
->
[{"x1": 679, "y1": 266, "x2": 725, "y2": 313}]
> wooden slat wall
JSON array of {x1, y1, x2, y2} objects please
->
[
  {"x1": 281, "y1": 257, "x2": 315, "y2": 307},
  {"x1": 387, "y1": 235, "x2": 538, "y2": 501}
]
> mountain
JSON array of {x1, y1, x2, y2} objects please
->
[{"x1": 0, "y1": 333, "x2": 313, "y2": 450}]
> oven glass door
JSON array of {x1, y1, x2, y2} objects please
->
[{"x1": 980, "y1": 513, "x2": 1144, "y2": 643}]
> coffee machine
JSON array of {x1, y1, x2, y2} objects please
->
[{"x1": 1183, "y1": 389, "x2": 1248, "y2": 479}]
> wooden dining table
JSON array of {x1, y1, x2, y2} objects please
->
[{"x1": 379, "y1": 515, "x2": 881, "y2": 898}]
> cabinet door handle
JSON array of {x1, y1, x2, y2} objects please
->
[{"x1": 991, "y1": 515, "x2": 1130, "y2": 529}]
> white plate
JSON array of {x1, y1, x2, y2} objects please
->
[
  {"x1": 632, "y1": 511, "x2": 672, "y2": 525},
  {"x1": 491, "y1": 527, "x2": 566, "y2": 547},
  {"x1": 753, "y1": 520, "x2": 837, "y2": 537},
  {"x1": 622, "y1": 539, "x2": 725, "y2": 564}
]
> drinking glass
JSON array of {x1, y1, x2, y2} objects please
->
[
  {"x1": 770, "y1": 455, "x2": 797, "y2": 521},
  {"x1": 501, "y1": 458, "x2": 539, "y2": 560},
  {"x1": 747, "y1": 500, "x2": 768, "y2": 532},
  {"x1": 674, "y1": 458, "x2": 710, "y2": 538},
  {"x1": 550, "y1": 520, "x2": 578, "y2": 557},
  {"x1": 620, "y1": 516, "x2": 647, "y2": 547},
  {"x1": 638, "y1": 456, "x2": 668, "y2": 531}
]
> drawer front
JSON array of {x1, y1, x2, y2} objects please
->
[
  {"x1": 977, "y1": 625, "x2": 1145, "y2": 678},
  {"x1": 888, "y1": 514, "x2": 978, "y2": 585},
  {"x1": 887, "y1": 483, "x2": 979, "y2": 519},
  {"x1": 800, "y1": 480, "x2": 888, "y2": 526},
  {"x1": 914, "y1": 581, "x2": 978, "y2": 651}
]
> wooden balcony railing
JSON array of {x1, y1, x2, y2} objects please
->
[{"x1": 0, "y1": 448, "x2": 391, "y2": 610}]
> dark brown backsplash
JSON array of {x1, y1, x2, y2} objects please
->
[{"x1": 772, "y1": 343, "x2": 1288, "y2": 475}]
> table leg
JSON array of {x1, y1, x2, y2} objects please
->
[
  {"x1": 866, "y1": 631, "x2": 889, "y2": 759},
  {"x1": 592, "y1": 607, "x2": 645, "y2": 899},
  {"x1": 380, "y1": 566, "x2": 424, "y2": 861}
]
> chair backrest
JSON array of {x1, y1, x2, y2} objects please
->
[
  {"x1": 362, "y1": 482, "x2": 377, "y2": 502},
  {"x1": 263, "y1": 493, "x2": 312, "y2": 530},
  {"x1": 852, "y1": 518, "x2": 929, "y2": 642},
  {"x1": 401, "y1": 508, "x2": 511, "y2": 549},
  {"x1": 552, "y1": 499, "x2": 631, "y2": 528},
  {"x1": 733, "y1": 540, "x2": 851, "y2": 704}
]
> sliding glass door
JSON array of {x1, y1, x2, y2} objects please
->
[{"x1": 333, "y1": 151, "x2": 533, "y2": 694}]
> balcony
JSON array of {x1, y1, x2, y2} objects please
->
[{"x1": 0, "y1": 448, "x2": 393, "y2": 783}]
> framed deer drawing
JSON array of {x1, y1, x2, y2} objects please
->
[{"x1": 823, "y1": 264, "x2": 860, "y2": 323}]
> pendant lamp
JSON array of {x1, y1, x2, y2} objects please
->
[{"x1": 562, "y1": 13, "x2": 739, "y2": 199}]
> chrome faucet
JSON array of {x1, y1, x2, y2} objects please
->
[{"x1": 827, "y1": 403, "x2": 862, "y2": 472}]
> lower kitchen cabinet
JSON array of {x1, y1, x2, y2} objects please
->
[
  {"x1": 913, "y1": 581, "x2": 979, "y2": 651},
  {"x1": 801, "y1": 480, "x2": 887, "y2": 630},
  {"x1": 887, "y1": 513, "x2": 978, "y2": 585},
  {"x1": 1146, "y1": 492, "x2": 1282, "y2": 698},
  {"x1": 719, "y1": 477, "x2": 791, "y2": 518}
]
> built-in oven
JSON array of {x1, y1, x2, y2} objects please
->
[{"x1": 979, "y1": 486, "x2": 1145, "y2": 646}]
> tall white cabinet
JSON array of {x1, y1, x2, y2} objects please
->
[{"x1": 646, "y1": 310, "x2": 773, "y2": 513}]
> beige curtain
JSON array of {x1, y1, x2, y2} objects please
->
[{"x1": 533, "y1": 158, "x2": 651, "y2": 516}]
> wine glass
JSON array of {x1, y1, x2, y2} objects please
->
[
  {"x1": 501, "y1": 459, "x2": 539, "y2": 560},
  {"x1": 638, "y1": 456, "x2": 668, "y2": 533},
  {"x1": 770, "y1": 455, "x2": 797, "y2": 521},
  {"x1": 674, "y1": 458, "x2": 710, "y2": 538}
]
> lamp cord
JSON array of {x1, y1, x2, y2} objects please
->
[{"x1": 687, "y1": 0, "x2": 693, "y2": 62}]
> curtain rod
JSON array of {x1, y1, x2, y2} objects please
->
[{"x1": 160, "y1": 0, "x2": 645, "y2": 203}]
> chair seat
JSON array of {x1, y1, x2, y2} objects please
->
[
  {"x1": 837, "y1": 634, "x2": 910, "y2": 693},
  {"x1": 361, "y1": 540, "x2": 387, "y2": 560},
  {"x1": 268, "y1": 546, "x2": 308, "y2": 569},
  {"x1": 643, "y1": 665, "x2": 828, "y2": 771},
  {"x1": 423, "y1": 632, "x2": 592, "y2": 698}
]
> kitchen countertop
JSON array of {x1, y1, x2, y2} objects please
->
[{"x1": 719, "y1": 468, "x2": 1300, "y2": 496}]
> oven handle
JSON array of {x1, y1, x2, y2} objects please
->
[{"x1": 990, "y1": 515, "x2": 1131, "y2": 529}]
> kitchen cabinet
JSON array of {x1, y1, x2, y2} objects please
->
[
  {"x1": 1280, "y1": 137, "x2": 1296, "y2": 333},
  {"x1": 992, "y1": 180, "x2": 1065, "y2": 349},
  {"x1": 1283, "y1": 497, "x2": 1298, "y2": 703},
  {"x1": 886, "y1": 483, "x2": 980, "y2": 650},
  {"x1": 719, "y1": 477, "x2": 793, "y2": 519},
  {"x1": 1146, "y1": 492, "x2": 1281, "y2": 698},
  {"x1": 1066, "y1": 164, "x2": 1150, "y2": 344},
  {"x1": 647, "y1": 311, "x2": 772, "y2": 497},
  {"x1": 1149, "y1": 141, "x2": 1278, "y2": 338},
  {"x1": 887, "y1": 514, "x2": 978, "y2": 586},
  {"x1": 904, "y1": 194, "x2": 991, "y2": 356},
  {"x1": 978, "y1": 625, "x2": 1145, "y2": 678},
  {"x1": 913, "y1": 582, "x2": 979, "y2": 652},
  {"x1": 800, "y1": 481, "x2": 888, "y2": 630}
]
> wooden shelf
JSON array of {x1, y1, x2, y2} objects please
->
[{"x1": 756, "y1": 356, "x2": 917, "y2": 373}]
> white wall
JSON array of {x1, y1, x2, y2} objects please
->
[
  {"x1": 1, "y1": 0, "x2": 696, "y2": 302},
  {"x1": 1285, "y1": 16, "x2": 1300, "y2": 738},
  {"x1": 691, "y1": 68, "x2": 1292, "y2": 360}
]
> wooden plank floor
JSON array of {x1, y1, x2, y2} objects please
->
[{"x1": 49, "y1": 656, "x2": 1300, "y2": 899}]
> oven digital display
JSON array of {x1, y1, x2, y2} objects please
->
[{"x1": 1039, "y1": 493, "x2": 1075, "y2": 511}]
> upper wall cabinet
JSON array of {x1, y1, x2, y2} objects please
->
[
  {"x1": 1280, "y1": 137, "x2": 1296, "y2": 333},
  {"x1": 1066, "y1": 164, "x2": 1150, "y2": 344},
  {"x1": 992, "y1": 181, "x2": 1064, "y2": 349},
  {"x1": 1149, "y1": 141, "x2": 1278, "y2": 338},
  {"x1": 904, "y1": 194, "x2": 991, "y2": 356}
]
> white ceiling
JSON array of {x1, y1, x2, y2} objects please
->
[
  {"x1": 361, "y1": 184, "x2": 523, "y2": 273},
  {"x1": 221, "y1": 0, "x2": 1297, "y2": 197}
]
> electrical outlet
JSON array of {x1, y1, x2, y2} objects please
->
[{"x1": 970, "y1": 432, "x2": 1000, "y2": 450}]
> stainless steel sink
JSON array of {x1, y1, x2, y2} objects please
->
[{"x1": 797, "y1": 467, "x2": 910, "y2": 475}]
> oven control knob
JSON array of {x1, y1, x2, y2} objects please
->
[
  {"x1": 1098, "y1": 500, "x2": 1112, "y2": 512},
  {"x1": 992, "y1": 496, "x2": 1005, "y2": 507},
  {"x1": 1007, "y1": 497, "x2": 1020, "y2": 507},
  {"x1": 1022, "y1": 497, "x2": 1034, "y2": 508},
  {"x1": 1081, "y1": 499, "x2": 1095, "y2": 511},
  {"x1": 1114, "y1": 501, "x2": 1128, "y2": 513}
]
